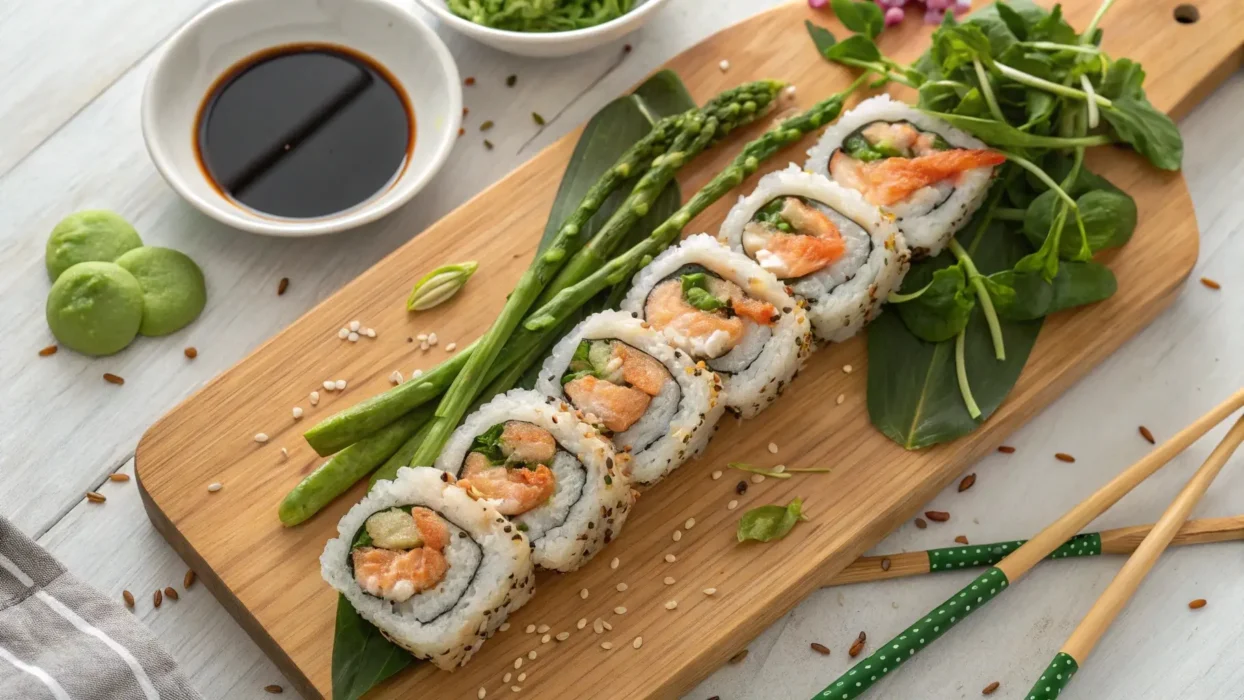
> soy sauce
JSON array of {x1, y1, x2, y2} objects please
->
[{"x1": 195, "y1": 44, "x2": 414, "y2": 219}]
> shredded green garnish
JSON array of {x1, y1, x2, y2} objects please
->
[
  {"x1": 680, "y1": 273, "x2": 728, "y2": 312},
  {"x1": 448, "y1": 0, "x2": 636, "y2": 33}
]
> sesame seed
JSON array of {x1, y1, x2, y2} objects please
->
[
  {"x1": 322, "y1": 380, "x2": 335, "y2": 391},
  {"x1": 334, "y1": 379, "x2": 347, "y2": 391},
  {"x1": 632, "y1": 636, "x2": 643, "y2": 649},
  {"x1": 610, "y1": 557, "x2": 620, "y2": 570},
  {"x1": 514, "y1": 657, "x2": 522, "y2": 669},
  {"x1": 664, "y1": 554, "x2": 676, "y2": 563},
  {"x1": 616, "y1": 583, "x2": 628, "y2": 592},
  {"x1": 528, "y1": 650, "x2": 537, "y2": 660},
  {"x1": 428, "y1": 333, "x2": 439, "y2": 346},
  {"x1": 703, "y1": 588, "x2": 717, "y2": 596},
  {"x1": 685, "y1": 518, "x2": 696, "y2": 529},
  {"x1": 773, "y1": 464, "x2": 786, "y2": 474},
  {"x1": 556, "y1": 632, "x2": 570, "y2": 641},
  {"x1": 365, "y1": 328, "x2": 376, "y2": 338},
  {"x1": 784, "y1": 85, "x2": 797, "y2": 98},
  {"x1": 536, "y1": 624, "x2": 549, "y2": 634},
  {"x1": 254, "y1": 433, "x2": 269, "y2": 443},
  {"x1": 577, "y1": 618, "x2": 587, "y2": 630},
  {"x1": 727, "y1": 500, "x2": 739, "y2": 510},
  {"x1": 337, "y1": 328, "x2": 349, "y2": 339},
  {"x1": 309, "y1": 391, "x2": 320, "y2": 405},
  {"x1": 672, "y1": 530, "x2": 682, "y2": 542},
  {"x1": 601, "y1": 642, "x2": 613, "y2": 650},
  {"x1": 525, "y1": 624, "x2": 535, "y2": 633},
  {"x1": 664, "y1": 600, "x2": 678, "y2": 610},
  {"x1": 417, "y1": 333, "x2": 428, "y2": 341},
  {"x1": 348, "y1": 321, "x2": 360, "y2": 332},
  {"x1": 292, "y1": 407, "x2": 303, "y2": 419},
  {"x1": 347, "y1": 332, "x2": 360, "y2": 342},
  {"x1": 499, "y1": 623, "x2": 510, "y2": 632},
  {"x1": 541, "y1": 634, "x2": 550, "y2": 644},
  {"x1": 420, "y1": 342, "x2": 430, "y2": 351},
  {"x1": 279, "y1": 447, "x2": 288, "y2": 461},
  {"x1": 602, "y1": 620, "x2": 612, "y2": 631},
  {"x1": 389, "y1": 370, "x2": 404, "y2": 385},
  {"x1": 446, "y1": 342, "x2": 457, "y2": 352},
  {"x1": 517, "y1": 673, "x2": 526, "y2": 683},
  {"x1": 711, "y1": 470, "x2": 722, "y2": 480},
  {"x1": 504, "y1": 673, "x2": 511, "y2": 683},
  {"x1": 843, "y1": 364, "x2": 853, "y2": 374},
  {"x1": 836, "y1": 393, "x2": 845, "y2": 405},
  {"x1": 593, "y1": 618, "x2": 604, "y2": 634},
  {"x1": 580, "y1": 588, "x2": 589, "y2": 599},
  {"x1": 751, "y1": 474, "x2": 765, "y2": 484},
  {"x1": 719, "y1": 59, "x2": 730, "y2": 71},
  {"x1": 664, "y1": 576, "x2": 675, "y2": 585},
  {"x1": 207, "y1": 482, "x2": 222, "y2": 493},
  {"x1": 479, "y1": 688, "x2": 486, "y2": 699},
  {"x1": 767, "y1": 442, "x2": 778, "y2": 454},
  {"x1": 411, "y1": 369, "x2": 423, "y2": 379},
  {"x1": 511, "y1": 687, "x2": 521, "y2": 693}
]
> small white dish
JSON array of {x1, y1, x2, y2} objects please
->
[
  {"x1": 413, "y1": 0, "x2": 673, "y2": 58},
  {"x1": 143, "y1": 0, "x2": 461, "y2": 237}
]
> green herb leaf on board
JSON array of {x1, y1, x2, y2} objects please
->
[
  {"x1": 895, "y1": 265, "x2": 976, "y2": 343},
  {"x1": 805, "y1": 20, "x2": 838, "y2": 56},
  {"x1": 332, "y1": 595, "x2": 414, "y2": 700},
  {"x1": 1023, "y1": 188, "x2": 1136, "y2": 257},
  {"x1": 738, "y1": 498, "x2": 806, "y2": 543},
  {"x1": 831, "y1": 0, "x2": 885, "y2": 39}
]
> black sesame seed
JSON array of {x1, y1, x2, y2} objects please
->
[{"x1": 736, "y1": 480, "x2": 748, "y2": 495}]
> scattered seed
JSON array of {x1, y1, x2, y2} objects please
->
[
  {"x1": 465, "y1": 77, "x2": 476, "y2": 86},
  {"x1": 254, "y1": 433, "x2": 269, "y2": 443},
  {"x1": 1139, "y1": 426, "x2": 1156, "y2": 444},
  {"x1": 810, "y1": 642, "x2": 830, "y2": 656},
  {"x1": 842, "y1": 364, "x2": 853, "y2": 374},
  {"x1": 836, "y1": 393, "x2": 845, "y2": 405},
  {"x1": 880, "y1": 558, "x2": 891, "y2": 571},
  {"x1": 750, "y1": 474, "x2": 765, "y2": 484},
  {"x1": 123, "y1": 590, "x2": 135, "y2": 608},
  {"x1": 265, "y1": 684, "x2": 284, "y2": 694},
  {"x1": 577, "y1": 618, "x2": 587, "y2": 630},
  {"x1": 309, "y1": 391, "x2": 320, "y2": 405},
  {"x1": 207, "y1": 482, "x2": 222, "y2": 493},
  {"x1": 525, "y1": 624, "x2": 535, "y2": 634},
  {"x1": 446, "y1": 342, "x2": 457, "y2": 352},
  {"x1": 958, "y1": 474, "x2": 976, "y2": 492},
  {"x1": 593, "y1": 618, "x2": 605, "y2": 634},
  {"x1": 727, "y1": 499, "x2": 739, "y2": 511},
  {"x1": 184, "y1": 570, "x2": 197, "y2": 588},
  {"x1": 914, "y1": 517, "x2": 927, "y2": 529},
  {"x1": 536, "y1": 624, "x2": 549, "y2": 634},
  {"x1": 481, "y1": 120, "x2": 495, "y2": 131},
  {"x1": 484, "y1": 139, "x2": 494, "y2": 150},
  {"x1": 109, "y1": 473, "x2": 130, "y2": 482},
  {"x1": 684, "y1": 518, "x2": 696, "y2": 530},
  {"x1": 556, "y1": 632, "x2": 570, "y2": 641},
  {"x1": 784, "y1": 85, "x2": 798, "y2": 99},
  {"x1": 616, "y1": 582, "x2": 628, "y2": 592},
  {"x1": 925, "y1": 511, "x2": 950, "y2": 522},
  {"x1": 601, "y1": 642, "x2": 613, "y2": 650},
  {"x1": 624, "y1": 43, "x2": 632, "y2": 53},
  {"x1": 711, "y1": 470, "x2": 722, "y2": 480},
  {"x1": 602, "y1": 620, "x2": 613, "y2": 631},
  {"x1": 955, "y1": 535, "x2": 970, "y2": 545},
  {"x1": 736, "y1": 480, "x2": 748, "y2": 495},
  {"x1": 153, "y1": 589, "x2": 163, "y2": 608},
  {"x1": 728, "y1": 649, "x2": 747, "y2": 664},
  {"x1": 517, "y1": 673, "x2": 526, "y2": 682},
  {"x1": 664, "y1": 600, "x2": 678, "y2": 610},
  {"x1": 514, "y1": 657, "x2": 522, "y2": 669},
  {"x1": 183, "y1": 346, "x2": 199, "y2": 360},
  {"x1": 347, "y1": 332, "x2": 360, "y2": 342},
  {"x1": 338, "y1": 328, "x2": 349, "y2": 339},
  {"x1": 348, "y1": 320, "x2": 360, "y2": 332},
  {"x1": 511, "y1": 687, "x2": 521, "y2": 693},
  {"x1": 702, "y1": 588, "x2": 717, "y2": 596},
  {"x1": 1200, "y1": 277, "x2": 1221, "y2": 290},
  {"x1": 672, "y1": 530, "x2": 682, "y2": 542},
  {"x1": 504, "y1": 673, "x2": 512, "y2": 683},
  {"x1": 997, "y1": 445, "x2": 1016, "y2": 453},
  {"x1": 848, "y1": 631, "x2": 866, "y2": 658},
  {"x1": 365, "y1": 328, "x2": 376, "y2": 339},
  {"x1": 767, "y1": 442, "x2": 778, "y2": 454},
  {"x1": 334, "y1": 379, "x2": 347, "y2": 391},
  {"x1": 458, "y1": 127, "x2": 466, "y2": 137},
  {"x1": 580, "y1": 588, "x2": 589, "y2": 599},
  {"x1": 528, "y1": 650, "x2": 537, "y2": 660},
  {"x1": 1189, "y1": 598, "x2": 1207, "y2": 609},
  {"x1": 478, "y1": 688, "x2": 487, "y2": 700},
  {"x1": 718, "y1": 59, "x2": 730, "y2": 71},
  {"x1": 292, "y1": 407, "x2": 304, "y2": 420},
  {"x1": 86, "y1": 492, "x2": 106, "y2": 504},
  {"x1": 103, "y1": 373, "x2": 125, "y2": 385},
  {"x1": 38, "y1": 344, "x2": 58, "y2": 357},
  {"x1": 506, "y1": 75, "x2": 518, "y2": 87},
  {"x1": 610, "y1": 557, "x2": 620, "y2": 570},
  {"x1": 664, "y1": 554, "x2": 676, "y2": 563},
  {"x1": 1055, "y1": 452, "x2": 1076, "y2": 463},
  {"x1": 164, "y1": 587, "x2": 179, "y2": 601},
  {"x1": 982, "y1": 681, "x2": 1000, "y2": 695},
  {"x1": 772, "y1": 464, "x2": 786, "y2": 473},
  {"x1": 614, "y1": 606, "x2": 627, "y2": 615},
  {"x1": 541, "y1": 634, "x2": 550, "y2": 644},
  {"x1": 532, "y1": 113, "x2": 545, "y2": 126}
]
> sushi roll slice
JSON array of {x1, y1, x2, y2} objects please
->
[
  {"x1": 805, "y1": 95, "x2": 1005, "y2": 258},
  {"x1": 321, "y1": 466, "x2": 535, "y2": 671},
  {"x1": 718, "y1": 164, "x2": 910, "y2": 342},
  {"x1": 536, "y1": 310, "x2": 726, "y2": 485},
  {"x1": 436, "y1": 389, "x2": 634, "y2": 572},
  {"x1": 621, "y1": 233, "x2": 813, "y2": 419}
]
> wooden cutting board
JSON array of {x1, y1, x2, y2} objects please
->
[{"x1": 135, "y1": 1, "x2": 1244, "y2": 698}]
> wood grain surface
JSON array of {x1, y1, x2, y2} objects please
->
[{"x1": 133, "y1": 1, "x2": 1243, "y2": 698}]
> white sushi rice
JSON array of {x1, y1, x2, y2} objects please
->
[
  {"x1": 536, "y1": 311, "x2": 726, "y2": 484},
  {"x1": 621, "y1": 234, "x2": 813, "y2": 419},
  {"x1": 321, "y1": 466, "x2": 535, "y2": 671},
  {"x1": 718, "y1": 164, "x2": 911, "y2": 342},
  {"x1": 435, "y1": 389, "x2": 634, "y2": 572},
  {"x1": 805, "y1": 95, "x2": 997, "y2": 258}
]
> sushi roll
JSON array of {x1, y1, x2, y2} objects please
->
[
  {"x1": 621, "y1": 234, "x2": 813, "y2": 419},
  {"x1": 436, "y1": 389, "x2": 634, "y2": 572},
  {"x1": 805, "y1": 95, "x2": 1005, "y2": 258},
  {"x1": 321, "y1": 466, "x2": 535, "y2": 671},
  {"x1": 718, "y1": 164, "x2": 910, "y2": 342},
  {"x1": 536, "y1": 310, "x2": 726, "y2": 485}
]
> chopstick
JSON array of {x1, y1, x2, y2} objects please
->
[
  {"x1": 810, "y1": 387, "x2": 1244, "y2": 700},
  {"x1": 822, "y1": 515, "x2": 1244, "y2": 587},
  {"x1": 1023, "y1": 413, "x2": 1244, "y2": 699}
]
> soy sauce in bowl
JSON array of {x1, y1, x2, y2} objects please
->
[{"x1": 194, "y1": 44, "x2": 415, "y2": 219}]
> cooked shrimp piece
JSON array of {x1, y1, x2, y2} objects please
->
[
  {"x1": 410, "y1": 507, "x2": 450, "y2": 552},
  {"x1": 565, "y1": 375, "x2": 652, "y2": 432},
  {"x1": 646, "y1": 281, "x2": 746, "y2": 352},
  {"x1": 780, "y1": 198, "x2": 842, "y2": 241},
  {"x1": 743, "y1": 223, "x2": 846, "y2": 278},
  {"x1": 830, "y1": 149, "x2": 1005, "y2": 207},
  {"x1": 613, "y1": 343, "x2": 669, "y2": 397},
  {"x1": 458, "y1": 464, "x2": 557, "y2": 516},
  {"x1": 862, "y1": 122, "x2": 919, "y2": 152},
  {"x1": 730, "y1": 295, "x2": 780, "y2": 325},
  {"x1": 352, "y1": 546, "x2": 448, "y2": 602},
  {"x1": 500, "y1": 421, "x2": 557, "y2": 465}
]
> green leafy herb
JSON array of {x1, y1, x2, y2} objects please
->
[
  {"x1": 468, "y1": 423, "x2": 507, "y2": 465},
  {"x1": 893, "y1": 265, "x2": 976, "y2": 343},
  {"x1": 831, "y1": 0, "x2": 884, "y2": 40},
  {"x1": 738, "y1": 498, "x2": 806, "y2": 543},
  {"x1": 681, "y1": 273, "x2": 728, "y2": 312},
  {"x1": 1023, "y1": 188, "x2": 1136, "y2": 257},
  {"x1": 331, "y1": 595, "x2": 413, "y2": 700}
]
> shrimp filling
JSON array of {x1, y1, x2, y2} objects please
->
[
  {"x1": 561, "y1": 339, "x2": 679, "y2": 454},
  {"x1": 742, "y1": 196, "x2": 847, "y2": 279},
  {"x1": 351, "y1": 506, "x2": 482, "y2": 621},
  {"x1": 829, "y1": 120, "x2": 1004, "y2": 217},
  {"x1": 643, "y1": 265, "x2": 779, "y2": 375}
]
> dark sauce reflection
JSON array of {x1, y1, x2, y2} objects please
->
[{"x1": 195, "y1": 44, "x2": 414, "y2": 219}]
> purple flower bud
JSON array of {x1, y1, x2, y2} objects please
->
[
  {"x1": 808, "y1": 0, "x2": 829, "y2": 8},
  {"x1": 884, "y1": 6, "x2": 905, "y2": 25}
]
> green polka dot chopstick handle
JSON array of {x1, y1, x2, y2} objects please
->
[
  {"x1": 1025, "y1": 653, "x2": 1080, "y2": 700},
  {"x1": 927, "y1": 533, "x2": 1100, "y2": 571},
  {"x1": 814, "y1": 568, "x2": 1010, "y2": 700}
]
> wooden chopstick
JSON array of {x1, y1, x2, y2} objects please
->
[
  {"x1": 823, "y1": 515, "x2": 1244, "y2": 587},
  {"x1": 809, "y1": 387, "x2": 1244, "y2": 700},
  {"x1": 1023, "y1": 413, "x2": 1244, "y2": 699}
]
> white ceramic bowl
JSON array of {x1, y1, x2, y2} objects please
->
[
  {"x1": 413, "y1": 0, "x2": 673, "y2": 58},
  {"x1": 143, "y1": 0, "x2": 461, "y2": 237}
]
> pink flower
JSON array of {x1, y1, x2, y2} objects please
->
[
  {"x1": 808, "y1": 0, "x2": 829, "y2": 8},
  {"x1": 884, "y1": 6, "x2": 906, "y2": 25}
]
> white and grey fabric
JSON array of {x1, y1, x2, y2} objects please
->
[{"x1": 0, "y1": 516, "x2": 201, "y2": 700}]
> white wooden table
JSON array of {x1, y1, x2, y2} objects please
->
[{"x1": 2, "y1": 1, "x2": 1242, "y2": 698}]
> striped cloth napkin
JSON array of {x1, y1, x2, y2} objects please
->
[{"x1": 0, "y1": 516, "x2": 201, "y2": 700}]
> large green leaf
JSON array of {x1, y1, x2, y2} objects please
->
[{"x1": 332, "y1": 595, "x2": 412, "y2": 700}]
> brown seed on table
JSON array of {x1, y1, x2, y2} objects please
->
[
  {"x1": 735, "y1": 480, "x2": 748, "y2": 495},
  {"x1": 880, "y1": 558, "x2": 891, "y2": 571},
  {"x1": 982, "y1": 681, "x2": 1000, "y2": 695},
  {"x1": 955, "y1": 535, "x2": 970, "y2": 545},
  {"x1": 277, "y1": 277, "x2": 289, "y2": 296},
  {"x1": 1189, "y1": 598, "x2": 1207, "y2": 609},
  {"x1": 1055, "y1": 453, "x2": 1076, "y2": 463},
  {"x1": 484, "y1": 139, "x2": 495, "y2": 150},
  {"x1": 164, "y1": 587, "x2": 179, "y2": 601},
  {"x1": 914, "y1": 517, "x2": 928, "y2": 529},
  {"x1": 532, "y1": 112, "x2": 545, "y2": 126},
  {"x1": 184, "y1": 570, "x2": 197, "y2": 589},
  {"x1": 848, "y1": 631, "x2": 866, "y2": 658},
  {"x1": 997, "y1": 445, "x2": 1016, "y2": 454},
  {"x1": 86, "y1": 492, "x2": 106, "y2": 504},
  {"x1": 925, "y1": 511, "x2": 950, "y2": 522},
  {"x1": 122, "y1": 590, "x2": 135, "y2": 608},
  {"x1": 623, "y1": 43, "x2": 633, "y2": 53},
  {"x1": 728, "y1": 649, "x2": 748, "y2": 664},
  {"x1": 1139, "y1": 426, "x2": 1156, "y2": 444},
  {"x1": 103, "y1": 373, "x2": 125, "y2": 385},
  {"x1": 480, "y1": 120, "x2": 495, "y2": 131},
  {"x1": 109, "y1": 473, "x2": 130, "y2": 482},
  {"x1": 1200, "y1": 277, "x2": 1221, "y2": 290},
  {"x1": 506, "y1": 74, "x2": 517, "y2": 87},
  {"x1": 264, "y1": 684, "x2": 284, "y2": 694},
  {"x1": 810, "y1": 642, "x2": 831, "y2": 656},
  {"x1": 153, "y1": 589, "x2": 163, "y2": 608},
  {"x1": 464, "y1": 76, "x2": 476, "y2": 86},
  {"x1": 458, "y1": 127, "x2": 466, "y2": 137},
  {"x1": 38, "y1": 345, "x2": 58, "y2": 357},
  {"x1": 958, "y1": 474, "x2": 976, "y2": 492},
  {"x1": 184, "y1": 346, "x2": 198, "y2": 359}
]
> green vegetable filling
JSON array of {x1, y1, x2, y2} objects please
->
[
  {"x1": 752, "y1": 198, "x2": 794, "y2": 232},
  {"x1": 680, "y1": 272, "x2": 728, "y2": 312},
  {"x1": 469, "y1": 423, "x2": 508, "y2": 466}
]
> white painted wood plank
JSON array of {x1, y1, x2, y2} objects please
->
[{"x1": 0, "y1": 0, "x2": 213, "y2": 176}]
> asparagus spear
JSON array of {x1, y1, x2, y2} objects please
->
[{"x1": 523, "y1": 75, "x2": 867, "y2": 332}]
